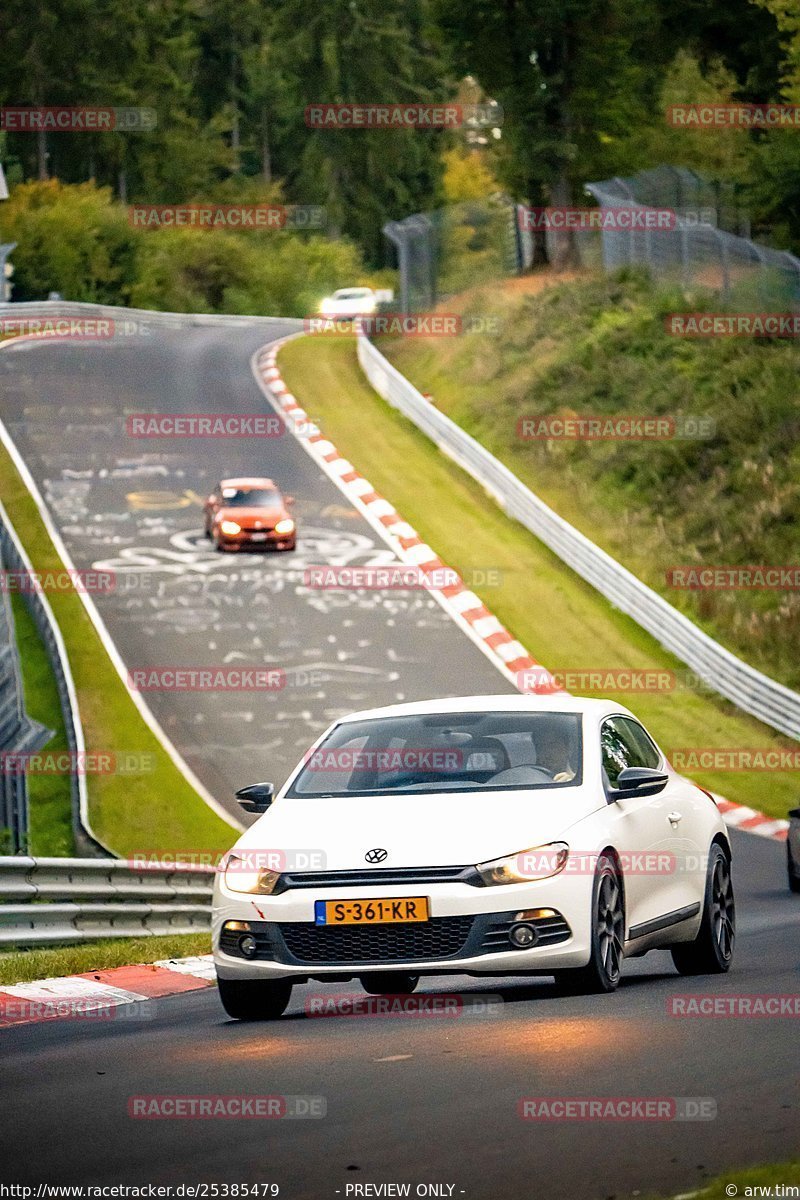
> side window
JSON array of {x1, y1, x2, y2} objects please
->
[
  {"x1": 600, "y1": 719, "x2": 631, "y2": 787},
  {"x1": 600, "y1": 717, "x2": 661, "y2": 787},
  {"x1": 617, "y1": 718, "x2": 661, "y2": 770}
]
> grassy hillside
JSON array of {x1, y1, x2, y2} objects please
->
[{"x1": 380, "y1": 270, "x2": 800, "y2": 692}]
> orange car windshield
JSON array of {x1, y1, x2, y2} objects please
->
[{"x1": 221, "y1": 488, "x2": 282, "y2": 509}]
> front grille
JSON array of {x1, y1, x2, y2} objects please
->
[
  {"x1": 277, "y1": 865, "x2": 481, "y2": 892},
  {"x1": 481, "y1": 911, "x2": 571, "y2": 952},
  {"x1": 279, "y1": 916, "x2": 474, "y2": 964}
]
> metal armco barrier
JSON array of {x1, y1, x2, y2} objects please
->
[
  {"x1": 0, "y1": 541, "x2": 51, "y2": 853},
  {"x1": 0, "y1": 857, "x2": 214, "y2": 946},
  {"x1": 357, "y1": 334, "x2": 800, "y2": 742},
  {"x1": 0, "y1": 299, "x2": 302, "y2": 330},
  {"x1": 0, "y1": 500, "x2": 109, "y2": 856}
]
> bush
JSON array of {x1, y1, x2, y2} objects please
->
[{"x1": 0, "y1": 179, "x2": 368, "y2": 316}]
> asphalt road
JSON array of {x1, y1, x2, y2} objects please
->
[
  {"x1": 1, "y1": 320, "x2": 798, "y2": 1198},
  {"x1": 1, "y1": 829, "x2": 798, "y2": 1195},
  {"x1": 0, "y1": 320, "x2": 513, "y2": 821}
]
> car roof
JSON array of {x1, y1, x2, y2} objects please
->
[
  {"x1": 336, "y1": 694, "x2": 636, "y2": 724},
  {"x1": 219, "y1": 477, "x2": 277, "y2": 489}
]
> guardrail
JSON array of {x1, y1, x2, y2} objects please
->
[
  {"x1": 357, "y1": 334, "x2": 800, "y2": 742},
  {"x1": 0, "y1": 299, "x2": 302, "y2": 330},
  {"x1": 0, "y1": 857, "x2": 214, "y2": 946},
  {"x1": 0, "y1": 500, "x2": 109, "y2": 856},
  {"x1": 0, "y1": 530, "x2": 52, "y2": 853}
]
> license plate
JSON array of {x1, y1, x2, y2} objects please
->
[
  {"x1": 249, "y1": 532, "x2": 268, "y2": 542},
  {"x1": 315, "y1": 897, "x2": 429, "y2": 926}
]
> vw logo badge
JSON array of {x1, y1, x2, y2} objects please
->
[{"x1": 365, "y1": 848, "x2": 388, "y2": 864}]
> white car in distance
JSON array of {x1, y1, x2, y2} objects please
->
[
  {"x1": 213, "y1": 695, "x2": 735, "y2": 1020},
  {"x1": 318, "y1": 286, "x2": 377, "y2": 317}
]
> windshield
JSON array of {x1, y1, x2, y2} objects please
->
[
  {"x1": 288, "y1": 711, "x2": 583, "y2": 797},
  {"x1": 334, "y1": 289, "x2": 371, "y2": 300},
  {"x1": 221, "y1": 488, "x2": 281, "y2": 509}
]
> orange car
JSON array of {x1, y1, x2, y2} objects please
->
[{"x1": 204, "y1": 476, "x2": 296, "y2": 552}]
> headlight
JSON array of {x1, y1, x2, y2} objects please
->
[
  {"x1": 224, "y1": 855, "x2": 281, "y2": 895},
  {"x1": 220, "y1": 519, "x2": 241, "y2": 535},
  {"x1": 319, "y1": 298, "x2": 333, "y2": 315},
  {"x1": 477, "y1": 842, "x2": 569, "y2": 886},
  {"x1": 274, "y1": 518, "x2": 295, "y2": 535}
]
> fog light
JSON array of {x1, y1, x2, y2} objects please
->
[
  {"x1": 239, "y1": 934, "x2": 258, "y2": 958},
  {"x1": 509, "y1": 923, "x2": 538, "y2": 949}
]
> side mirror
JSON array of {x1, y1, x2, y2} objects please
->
[
  {"x1": 235, "y1": 781, "x2": 275, "y2": 814},
  {"x1": 610, "y1": 766, "x2": 669, "y2": 801}
]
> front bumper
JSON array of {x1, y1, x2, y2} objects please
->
[
  {"x1": 217, "y1": 530, "x2": 295, "y2": 551},
  {"x1": 213, "y1": 876, "x2": 592, "y2": 980}
]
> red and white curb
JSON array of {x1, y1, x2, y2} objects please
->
[
  {"x1": 0, "y1": 955, "x2": 215, "y2": 1027},
  {"x1": 254, "y1": 341, "x2": 546, "y2": 687},
  {"x1": 252, "y1": 339, "x2": 789, "y2": 846},
  {"x1": 712, "y1": 795, "x2": 788, "y2": 840}
]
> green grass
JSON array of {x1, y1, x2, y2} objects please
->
[
  {"x1": 279, "y1": 335, "x2": 798, "y2": 819},
  {"x1": 0, "y1": 438, "x2": 237, "y2": 856},
  {"x1": 381, "y1": 269, "x2": 800, "y2": 691},
  {"x1": 9, "y1": 592, "x2": 74, "y2": 856},
  {"x1": 0, "y1": 933, "x2": 211, "y2": 984},
  {"x1": 663, "y1": 1160, "x2": 800, "y2": 1197}
]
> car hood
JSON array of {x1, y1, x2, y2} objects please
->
[{"x1": 231, "y1": 788, "x2": 601, "y2": 870}]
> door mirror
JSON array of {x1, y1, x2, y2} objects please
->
[
  {"x1": 235, "y1": 782, "x2": 275, "y2": 814},
  {"x1": 609, "y1": 766, "x2": 669, "y2": 801}
]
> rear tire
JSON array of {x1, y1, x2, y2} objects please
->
[
  {"x1": 553, "y1": 853, "x2": 624, "y2": 995},
  {"x1": 671, "y1": 844, "x2": 734, "y2": 975},
  {"x1": 217, "y1": 976, "x2": 292, "y2": 1021},
  {"x1": 359, "y1": 972, "x2": 420, "y2": 996}
]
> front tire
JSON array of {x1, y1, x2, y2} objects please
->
[
  {"x1": 217, "y1": 976, "x2": 292, "y2": 1021},
  {"x1": 554, "y1": 853, "x2": 624, "y2": 995},
  {"x1": 671, "y1": 843, "x2": 735, "y2": 975},
  {"x1": 359, "y1": 972, "x2": 420, "y2": 996}
]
